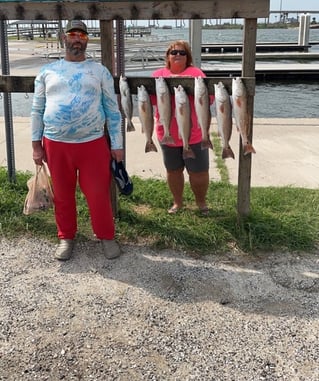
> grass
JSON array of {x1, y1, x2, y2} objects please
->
[{"x1": 1, "y1": 165, "x2": 319, "y2": 256}]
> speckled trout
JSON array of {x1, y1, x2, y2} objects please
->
[
  {"x1": 155, "y1": 77, "x2": 174, "y2": 145},
  {"x1": 174, "y1": 85, "x2": 195, "y2": 159},
  {"x1": 232, "y1": 77, "x2": 256, "y2": 155},
  {"x1": 137, "y1": 85, "x2": 157, "y2": 153},
  {"x1": 214, "y1": 81, "x2": 235, "y2": 159},
  {"x1": 194, "y1": 76, "x2": 213, "y2": 150},
  {"x1": 119, "y1": 75, "x2": 135, "y2": 132}
]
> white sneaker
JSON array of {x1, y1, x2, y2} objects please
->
[
  {"x1": 55, "y1": 239, "x2": 74, "y2": 261},
  {"x1": 101, "y1": 240, "x2": 121, "y2": 259}
]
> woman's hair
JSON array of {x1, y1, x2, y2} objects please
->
[{"x1": 165, "y1": 40, "x2": 193, "y2": 69}]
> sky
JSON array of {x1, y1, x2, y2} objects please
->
[{"x1": 270, "y1": 0, "x2": 319, "y2": 11}]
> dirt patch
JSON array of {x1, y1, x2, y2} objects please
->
[{"x1": 0, "y1": 237, "x2": 318, "y2": 380}]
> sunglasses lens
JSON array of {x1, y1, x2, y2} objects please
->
[
  {"x1": 66, "y1": 31, "x2": 88, "y2": 40},
  {"x1": 170, "y1": 50, "x2": 186, "y2": 56}
]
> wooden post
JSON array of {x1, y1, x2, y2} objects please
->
[
  {"x1": 189, "y1": 19, "x2": 202, "y2": 68},
  {"x1": 100, "y1": 20, "x2": 118, "y2": 216},
  {"x1": 237, "y1": 18, "x2": 257, "y2": 217}
]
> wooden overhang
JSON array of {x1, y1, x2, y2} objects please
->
[{"x1": 0, "y1": 1, "x2": 269, "y2": 21}]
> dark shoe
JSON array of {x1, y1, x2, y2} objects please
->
[
  {"x1": 101, "y1": 240, "x2": 121, "y2": 259},
  {"x1": 55, "y1": 239, "x2": 74, "y2": 261}
]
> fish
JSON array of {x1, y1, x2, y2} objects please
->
[
  {"x1": 214, "y1": 81, "x2": 235, "y2": 159},
  {"x1": 155, "y1": 76, "x2": 174, "y2": 145},
  {"x1": 119, "y1": 75, "x2": 135, "y2": 132},
  {"x1": 137, "y1": 85, "x2": 158, "y2": 153},
  {"x1": 174, "y1": 85, "x2": 195, "y2": 159},
  {"x1": 194, "y1": 76, "x2": 213, "y2": 150},
  {"x1": 232, "y1": 77, "x2": 256, "y2": 155}
]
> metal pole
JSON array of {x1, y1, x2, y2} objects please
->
[
  {"x1": 0, "y1": 20, "x2": 16, "y2": 182},
  {"x1": 115, "y1": 19, "x2": 126, "y2": 165}
]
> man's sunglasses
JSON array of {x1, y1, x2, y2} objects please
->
[
  {"x1": 66, "y1": 31, "x2": 88, "y2": 40},
  {"x1": 169, "y1": 49, "x2": 187, "y2": 56}
]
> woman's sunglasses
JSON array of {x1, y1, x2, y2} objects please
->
[
  {"x1": 169, "y1": 49, "x2": 187, "y2": 56},
  {"x1": 66, "y1": 31, "x2": 88, "y2": 41}
]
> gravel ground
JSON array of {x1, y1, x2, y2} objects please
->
[{"x1": 0, "y1": 236, "x2": 318, "y2": 380}]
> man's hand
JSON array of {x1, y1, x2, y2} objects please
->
[
  {"x1": 32, "y1": 140, "x2": 46, "y2": 165},
  {"x1": 111, "y1": 149, "x2": 124, "y2": 163}
]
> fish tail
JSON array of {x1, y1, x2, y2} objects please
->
[
  {"x1": 222, "y1": 147, "x2": 235, "y2": 159},
  {"x1": 201, "y1": 138, "x2": 213, "y2": 150},
  {"x1": 161, "y1": 135, "x2": 175, "y2": 145},
  {"x1": 126, "y1": 120, "x2": 135, "y2": 132},
  {"x1": 145, "y1": 140, "x2": 158, "y2": 153},
  {"x1": 183, "y1": 147, "x2": 196, "y2": 159},
  {"x1": 243, "y1": 143, "x2": 256, "y2": 155}
]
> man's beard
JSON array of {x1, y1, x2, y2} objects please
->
[{"x1": 66, "y1": 42, "x2": 87, "y2": 56}]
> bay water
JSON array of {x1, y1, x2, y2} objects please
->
[{"x1": 1, "y1": 27, "x2": 318, "y2": 118}]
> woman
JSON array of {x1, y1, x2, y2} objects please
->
[{"x1": 152, "y1": 40, "x2": 213, "y2": 215}]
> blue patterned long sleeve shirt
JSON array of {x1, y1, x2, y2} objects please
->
[{"x1": 31, "y1": 59, "x2": 123, "y2": 149}]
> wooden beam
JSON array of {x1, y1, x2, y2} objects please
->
[
  {"x1": 0, "y1": 75, "x2": 255, "y2": 95},
  {"x1": 0, "y1": 1, "x2": 270, "y2": 21}
]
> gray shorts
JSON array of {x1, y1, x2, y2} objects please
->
[{"x1": 160, "y1": 142, "x2": 209, "y2": 173}]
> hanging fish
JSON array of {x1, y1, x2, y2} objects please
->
[
  {"x1": 137, "y1": 85, "x2": 157, "y2": 153},
  {"x1": 232, "y1": 77, "x2": 256, "y2": 155},
  {"x1": 155, "y1": 76, "x2": 174, "y2": 145},
  {"x1": 119, "y1": 75, "x2": 135, "y2": 132},
  {"x1": 194, "y1": 76, "x2": 213, "y2": 150},
  {"x1": 174, "y1": 85, "x2": 195, "y2": 159},
  {"x1": 214, "y1": 81, "x2": 235, "y2": 159}
]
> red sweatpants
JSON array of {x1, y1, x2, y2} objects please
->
[{"x1": 43, "y1": 136, "x2": 114, "y2": 240}]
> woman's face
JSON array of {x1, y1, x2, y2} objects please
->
[{"x1": 168, "y1": 44, "x2": 187, "y2": 70}]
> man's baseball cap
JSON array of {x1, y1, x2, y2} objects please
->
[{"x1": 65, "y1": 20, "x2": 88, "y2": 34}]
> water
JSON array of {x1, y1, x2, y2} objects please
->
[{"x1": 1, "y1": 28, "x2": 319, "y2": 118}]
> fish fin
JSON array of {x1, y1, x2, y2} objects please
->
[
  {"x1": 145, "y1": 140, "x2": 158, "y2": 153},
  {"x1": 161, "y1": 135, "x2": 175, "y2": 145},
  {"x1": 222, "y1": 147, "x2": 235, "y2": 159},
  {"x1": 243, "y1": 144, "x2": 256, "y2": 155},
  {"x1": 219, "y1": 104, "x2": 225, "y2": 114},
  {"x1": 201, "y1": 139, "x2": 213, "y2": 150},
  {"x1": 126, "y1": 120, "x2": 135, "y2": 132},
  {"x1": 183, "y1": 147, "x2": 196, "y2": 159}
]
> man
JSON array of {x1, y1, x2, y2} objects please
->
[{"x1": 31, "y1": 20, "x2": 124, "y2": 261}]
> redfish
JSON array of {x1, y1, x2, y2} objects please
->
[
  {"x1": 174, "y1": 85, "x2": 195, "y2": 159},
  {"x1": 232, "y1": 77, "x2": 256, "y2": 155},
  {"x1": 155, "y1": 77, "x2": 174, "y2": 145},
  {"x1": 194, "y1": 76, "x2": 213, "y2": 150},
  {"x1": 214, "y1": 81, "x2": 235, "y2": 159},
  {"x1": 119, "y1": 75, "x2": 135, "y2": 132},
  {"x1": 137, "y1": 85, "x2": 157, "y2": 153}
]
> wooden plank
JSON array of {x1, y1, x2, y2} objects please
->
[
  {"x1": 0, "y1": 1, "x2": 270, "y2": 20},
  {"x1": 237, "y1": 18, "x2": 257, "y2": 217},
  {"x1": 100, "y1": 20, "x2": 114, "y2": 73},
  {"x1": 0, "y1": 75, "x2": 255, "y2": 95}
]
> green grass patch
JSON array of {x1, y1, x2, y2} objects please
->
[{"x1": 1, "y1": 167, "x2": 318, "y2": 255}]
